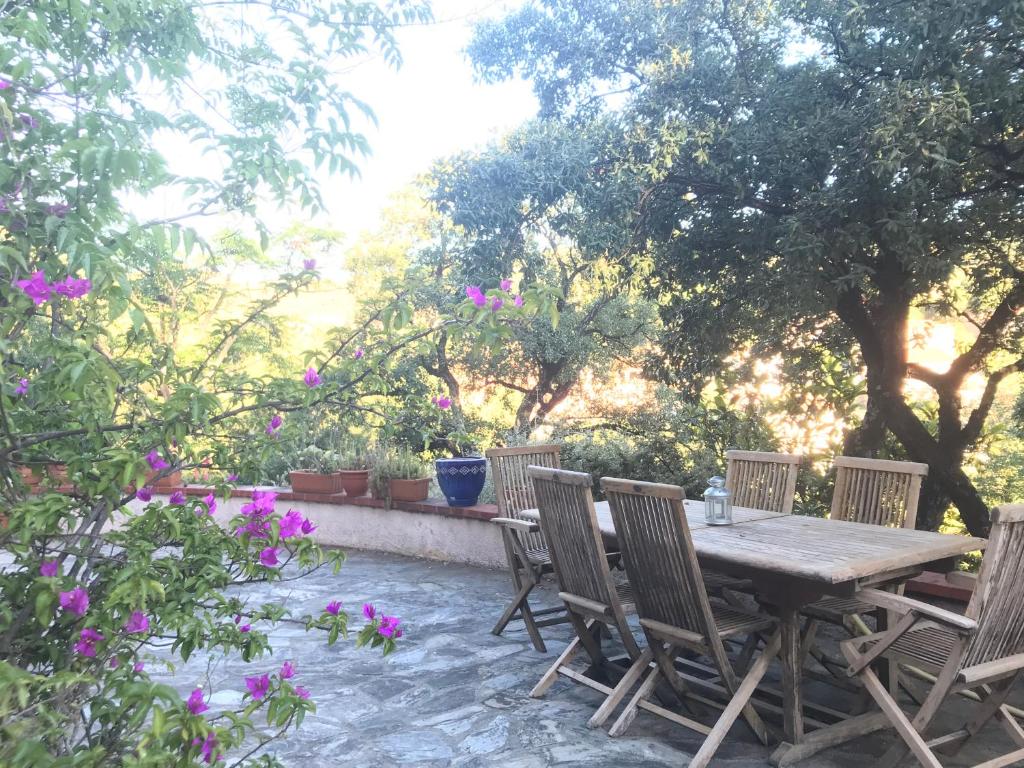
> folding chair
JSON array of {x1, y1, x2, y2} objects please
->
[
  {"x1": 841, "y1": 503, "x2": 1024, "y2": 768},
  {"x1": 601, "y1": 477, "x2": 780, "y2": 768},
  {"x1": 526, "y1": 466, "x2": 644, "y2": 728},
  {"x1": 488, "y1": 445, "x2": 568, "y2": 652}
]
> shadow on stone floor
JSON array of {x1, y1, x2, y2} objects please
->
[{"x1": 151, "y1": 549, "x2": 1022, "y2": 767}]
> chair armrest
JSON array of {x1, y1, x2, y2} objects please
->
[
  {"x1": 945, "y1": 570, "x2": 978, "y2": 591},
  {"x1": 491, "y1": 517, "x2": 540, "y2": 534},
  {"x1": 856, "y1": 588, "x2": 977, "y2": 632}
]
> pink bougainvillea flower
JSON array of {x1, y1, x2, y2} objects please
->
[
  {"x1": 227, "y1": 473, "x2": 239, "y2": 482},
  {"x1": 303, "y1": 258, "x2": 316, "y2": 270},
  {"x1": 145, "y1": 450, "x2": 169, "y2": 470},
  {"x1": 300, "y1": 518, "x2": 317, "y2": 535},
  {"x1": 53, "y1": 276, "x2": 91, "y2": 299},
  {"x1": 245, "y1": 674, "x2": 270, "y2": 700},
  {"x1": 514, "y1": 294, "x2": 524, "y2": 308},
  {"x1": 303, "y1": 367, "x2": 320, "y2": 388},
  {"x1": 14, "y1": 271, "x2": 51, "y2": 305},
  {"x1": 0, "y1": 79, "x2": 11, "y2": 89},
  {"x1": 500, "y1": 279, "x2": 512, "y2": 291},
  {"x1": 74, "y1": 638, "x2": 97, "y2": 657},
  {"x1": 265, "y1": 413, "x2": 283, "y2": 435},
  {"x1": 186, "y1": 687, "x2": 209, "y2": 715},
  {"x1": 74, "y1": 627, "x2": 104, "y2": 656},
  {"x1": 18, "y1": 113, "x2": 38, "y2": 129},
  {"x1": 39, "y1": 560, "x2": 59, "y2": 577},
  {"x1": 168, "y1": 491, "x2": 186, "y2": 505},
  {"x1": 295, "y1": 685, "x2": 311, "y2": 700},
  {"x1": 362, "y1": 603, "x2": 376, "y2": 621},
  {"x1": 258, "y1": 547, "x2": 279, "y2": 567},
  {"x1": 465, "y1": 285, "x2": 482, "y2": 300},
  {"x1": 280, "y1": 660, "x2": 295, "y2": 679},
  {"x1": 109, "y1": 657, "x2": 119, "y2": 669},
  {"x1": 195, "y1": 732, "x2": 219, "y2": 764},
  {"x1": 325, "y1": 601, "x2": 341, "y2": 616},
  {"x1": 59, "y1": 587, "x2": 89, "y2": 616},
  {"x1": 278, "y1": 509, "x2": 305, "y2": 539},
  {"x1": 124, "y1": 611, "x2": 149, "y2": 634},
  {"x1": 378, "y1": 615, "x2": 402, "y2": 639},
  {"x1": 354, "y1": 347, "x2": 364, "y2": 359},
  {"x1": 472, "y1": 292, "x2": 487, "y2": 307},
  {"x1": 434, "y1": 395, "x2": 452, "y2": 410},
  {"x1": 134, "y1": 661, "x2": 145, "y2": 672},
  {"x1": 136, "y1": 487, "x2": 153, "y2": 502},
  {"x1": 202, "y1": 493, "x2": 217, "y2": 516},
  {"x1": 45, "y1": 202, "x2": 70, "y2": 218},
  {"x1": 14, "y1": 377, "x2": 28, "y2": 395},
  {"x1": 239, "y1": 623, "x2": 251, "y2": 633},
  {"x1": 491, "y1": 296, "x2": 503, "y2": 311}
]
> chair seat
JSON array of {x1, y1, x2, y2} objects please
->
[
  {"x1": 614, "y1": 581, "x2": 635, "y2": 611},
  {"x1": 703, "y1": 571, "x2": 754, "y2": 592},
  {"x1": 803, "y1": 596, "x2": 875, "y2": 622},
  {"x1": 712, "y1": 602, "x2": 776, "y2": 638},
  {"x1": 524, "y1": 546, "x2": 553, "y2": 567},
  {"x1": 865, "y1": 624, "x2": 958, "y2": 671}
]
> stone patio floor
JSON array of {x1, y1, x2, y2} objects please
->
[{"x1": 154, "y1": 549, "x2": 1022, "y2": 767}]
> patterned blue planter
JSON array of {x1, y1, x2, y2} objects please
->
[{"x1": 435, "y1": 457, "x2": 487, "y2": 507}]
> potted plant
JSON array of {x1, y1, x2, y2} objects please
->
[
  {"x1": 369, "y1": 449, "x2": 431, "y2": 506},
  {"x1": 336, "y1": 442, "x2": 371, "y2": 497},
  {"x1": 288, "y1": 445, "x2": 342, "y2": 494},
  {"x1": 434, "y1": 425, "x2": 487, "y2": 508}
]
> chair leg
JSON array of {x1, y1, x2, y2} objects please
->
[
  {"x1": 608, "y1": 662, "x2": 662, "y2": 737},
  {"x1": 588, "y1": 647, "x2": 653, "y2": 728},
  {"x1": 857, "y1": 662, "x2": 943, "y2": 768},
  {"x1": 689, "y1": 630, "x2": 781, "y2": 768},
  {"x1": 937, "y1": 674, "x2": 1019, "y2": 756},
  {"x1": 531, "y1": 632, "x2": 583, "y2": 698}
]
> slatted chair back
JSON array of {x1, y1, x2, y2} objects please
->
[
  {"x1": 528, "y1": 466, "x2": 620, "y2": 613},
  {"x1": 829, "y1": 456, "x2": 928, "y2": 529},
  {"x1": 487, "y1": 444, "x2": 560, "y2": 551},
  {"x1": 601, "y1": 478, "x2": 720, "y2": 642},
  {"x1": 725, "y1": 450, "x2": 802, "y2": 514},
  {"x1": 960, "y1": 504, "x2": 1024, "y2": 672}
]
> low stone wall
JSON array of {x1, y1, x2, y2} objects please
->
[{"x1": 127, "y1": 486, "x2": 507, "y2": 569}]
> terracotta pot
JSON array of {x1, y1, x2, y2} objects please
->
[
  {"x1": 289, "y1": 470, "x2": 340, "y2": 494},
  {"x1": 145, "y1": 469, "x2": 182, "y2": 489},
  {"x1": 337, "y1": 469, "x2": 370, "y2": 497},
  {"x1": 388, "y1": 477, "x2": 431, "y2": 503},
  {"x1": 18, "y1": 464, "x2": 69, "y2": 492}
]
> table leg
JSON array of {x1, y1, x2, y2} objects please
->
[{"x1": 779, "y1": 606, "x2": 804, "y2": 745}]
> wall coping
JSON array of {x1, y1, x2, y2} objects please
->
[{"x1": 158, "y1": 484, "x2": 501, "y2": 523}]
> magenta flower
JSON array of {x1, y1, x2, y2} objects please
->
[
  {"x1": 472, "y1": 292, "x2": 487, "y2": 307},
  {"x1": 491, "y1": 296, "x2": 503, "y2": 311},
  {"x1": 326, "y1": 601, "x2": 341, "y2": 615},
  {"x1": 18, "y1": 113, "x2": 38, "y2": 130},
  {"x1": 169, "y1": 491, "x2": 186, "y2": 505},
  {"x1": 465, "y1": 285, "x2": 482, "y2": 300},
  {"x1": 186, "y1": 687, "x2": 209, "y2": 715},
  {"x1": 354, "y1": 347, "x2": 364, "y2": 359},
  {"x1": 303, "y1": 367, "x2": 321, "y2": 388},
  {"x1": 378, "y1": 615, "x2": 402, "y2": 639},
  {"x1": 14, "y1": 271, "x2": 52, "y2": 305},
  {"x1": 124, "y1": 611, "x2": 149, "y2": 634},
  {"x1": 0, "y1": 79, "x2": 10, "y2": 89},
  {"x1": 300, "y1": 518, "x2": 317, "y2": 535},
  {"x1": 514, "y1": 294, "x2": 524, "y2": 308},
  {"x1": 265, "y1": 413, "x2": 283, "y2": 435},
  {"x1": 280, "y1": 660, "x2": 295, "y2": 679},
  {"x1": 194, "y1": 732, "x2": 219, "y2": 764},
  {"x1": 74, "y1": 627, "x2": 104, "y2": 656},
  {"x1": 295, "y1": 685, "x2": 311, "y2": 700},
  {"x1": 53, "y1": 276, "x2": 91, "y2": 299},
  {"x1": 109, "y1": 657, "x2": 119, "y2": 669},
  {"x1": 258, "y1": 547, "x2": 279, "y2": 567},
  {"x1": 500, "y1": 279, "x2": 512, "y2": 291},
  {"x1": 362, "y1": 603, "x2": 376, "y2": 621},
  {"x1": 202, "y1": 493, "x2": 217, "y2": 516},
  {"x1": 434, "y1": 395, "x2": 452, "y2": 410},
  {"x1": 45, "y1": 202, "x2": 70, "y2": 218},
  {"x1": 227, "y1": 473, "x2": 239, "y2": 482},
  {"x1": 134, "y1": 661, "x2": 145, "y2": 672},
  {"x1": 239, "y1": 623, "x2": 251, "y2": 633},
  {"x1": 74, "y1": 639, "x2": 97, "y2": 657},
  {"x1": 14, "y1": 377, "x2": 28, "y2": 395},
  {"x1": 59, "y1": 587, "x2": 89, "y2": 617},
  {"x1": 39, "y1": 560, "x2": 59, "y2": 577},
  {"x1": 303, "y1": 258, "x2": 316, "y2": 270},
  {"x1": 136, "y1": 487, "x2": 153, "y2": 502},
  {"x1": 145, "y1": 450, "x2": 168, "y2": 470},
  {"x1": 245, "y1": 674, "x2": 270, "y2": 700},
  {"x1": 278, "y1": 509, "x2": 305, "y2": 538}
]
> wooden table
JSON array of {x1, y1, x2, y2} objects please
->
[{"x1": 522, "y1": 501, "x2": 986, "y2": 765}]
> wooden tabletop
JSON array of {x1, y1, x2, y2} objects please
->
[{"x1": 522, "y1": 500, "x2": 985, "y2": 586}]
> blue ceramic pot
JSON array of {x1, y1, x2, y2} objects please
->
[{"x1": 435, "y1": 457, "x2": 487, "y2": 507}]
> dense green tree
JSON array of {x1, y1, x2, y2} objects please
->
[{"x1": 471, "y1": 0, "x2": 1024, "y2": 536}]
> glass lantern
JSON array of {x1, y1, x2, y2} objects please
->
[{"x1": 703, "y1": 476, "x2": 733, "y2": 526}]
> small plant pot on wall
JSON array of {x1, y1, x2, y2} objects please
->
[
  {"x1": 435, "y1": 457, "x2": 487, "y2": 507},
  {"x1": 145, "y1": 469, "x2": 183, "y2": 490},
  {"x1": 337, "y1": 469, "x2": 370, "y2": 497},
  {"x1": 288, "y1": 470, "x2": 340, "y2": 495},
  {"x1": 388, "y1": 477, "x2": 431, "y2": 503},
  {"x1": 20, "y1": 464, "x2": 72, "y2": 493}
]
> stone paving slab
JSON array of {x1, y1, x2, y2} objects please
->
[{"x1": 150, "y1": 549, "x2": 1022, "y2": 767}]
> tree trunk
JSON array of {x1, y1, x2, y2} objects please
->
[{"x1": 842, "y1": 393, "x2": 886, "y2": 456}]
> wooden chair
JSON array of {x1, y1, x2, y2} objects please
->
[
  {"x1": 526, "y1": 466, "x2": 645, "y2": 728},
  {"x1": 726, "y1": 449, "x2": 801, "y2": 515},
  {"x1": 488, "y1": 445, "x2": 567, "y2": 652},
  {"x1": 600, "y1": 477, "x2": 780, "y2": 768},
  {"x1": 840, "y1": 504, "x2": 1024, "y2": 768},
  {"x1": 799, "y1": 457, "x2": 929, "y2": 684}
]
